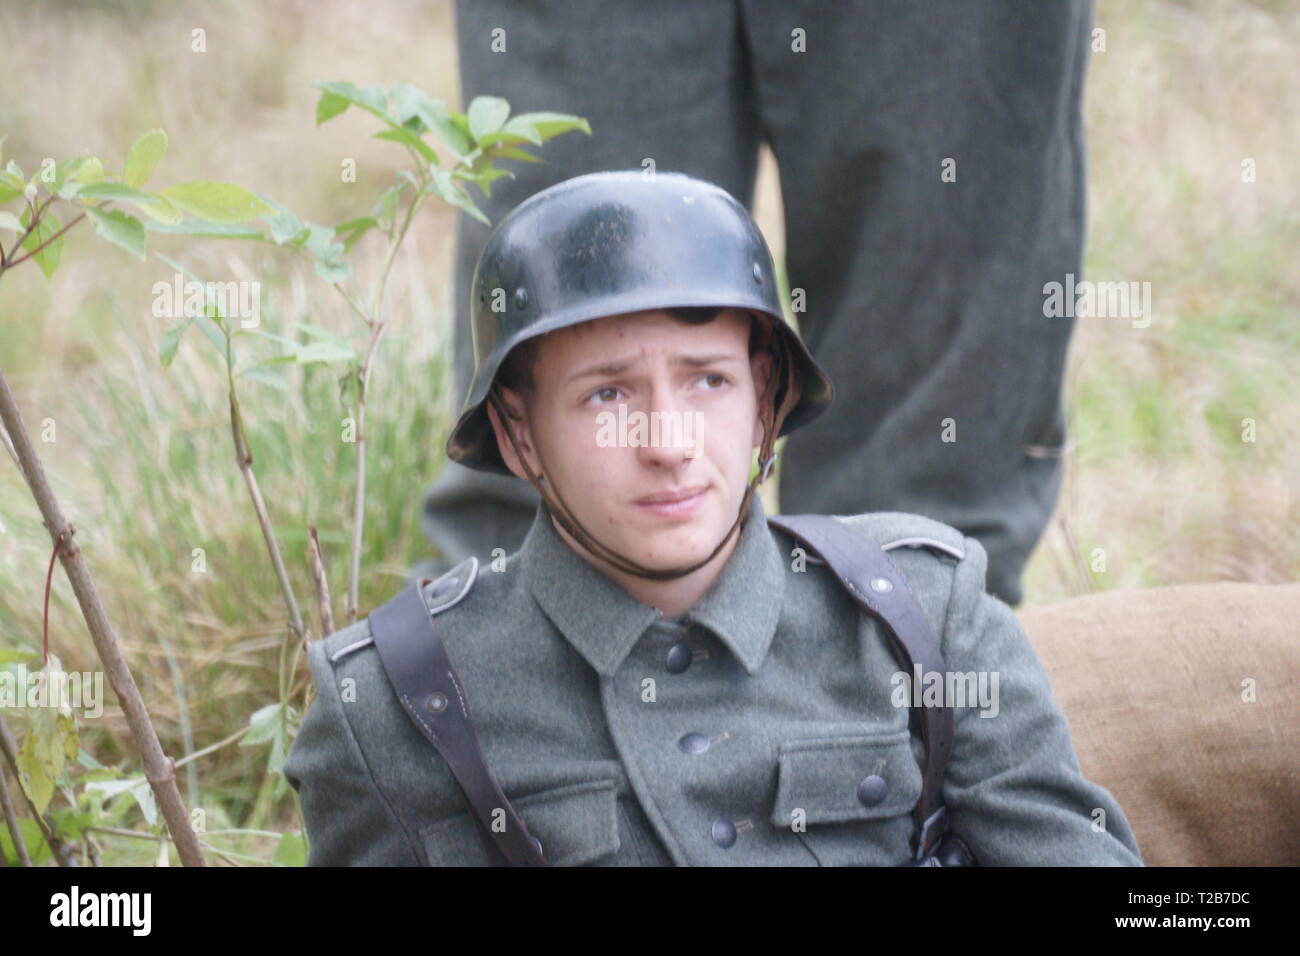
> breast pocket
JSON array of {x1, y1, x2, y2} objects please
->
[
  {"x1": 419, "y1": 779, "x2": 621, "y2": 867},
  {"x1": 770, "y1": 730, "x2": 923, "y2": 866}
]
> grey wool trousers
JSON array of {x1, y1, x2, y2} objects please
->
[{"x1": 420, "y1": 0, "x2": 1094, "y2": 607}]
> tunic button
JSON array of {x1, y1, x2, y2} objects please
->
[
  {"x1": 857, "y1": 774, "x2": 889, "y2": 807},
  {"x1": 678, "y1": 732, "x2": 710, "y2": 754},
  {"x1": 666, "y1": 642, "x2": 692, "y2": 673},
  {"x1": 711, "y1": 817, "x2": 737, "y2": 848},
  {"x1": 426, "y1": 692, "x2": 448, "y2": 714}
]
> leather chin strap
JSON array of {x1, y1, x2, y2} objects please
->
[{"x1": 487, "y1": 324, "x2": 803, "y2": 582}]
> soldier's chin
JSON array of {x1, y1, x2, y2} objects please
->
[{"x1": 630, "y1": 518, "x2": 725, "y2": 572}]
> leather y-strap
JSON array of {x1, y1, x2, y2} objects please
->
[
  {"x1": 766, "y1": 514, "x2": 954, "y2": 862},
  {"x1": 369, "y1": 578, "x2": 548, "y2": 866}
]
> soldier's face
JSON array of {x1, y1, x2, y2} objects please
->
[{"x1": 489, "y1": 308, "x2": 773, "y2": 571}]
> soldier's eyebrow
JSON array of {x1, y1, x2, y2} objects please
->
[{"x1": 566, "y1": 352, "x2": 740, "y2": 384}]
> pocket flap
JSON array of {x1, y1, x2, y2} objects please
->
[
  {"x1": 421, "y1": 779, "x2": 620, "y2": 866},
  {"x1": 770, "y1": 730, "x2": 923, "y2": 828}
]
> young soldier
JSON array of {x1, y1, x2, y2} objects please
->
[{"x1": 285, "y1": 171, "x2": 1143, "y2": 867}]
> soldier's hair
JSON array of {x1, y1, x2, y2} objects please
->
[{"x1": 496, "y1": 306, "x2": 773, "y2": 400}]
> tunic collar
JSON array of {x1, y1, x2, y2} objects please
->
[{"x1": 520, "y1": 491, "x2": 787, "y2": 678}]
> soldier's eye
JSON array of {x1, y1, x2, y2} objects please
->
[
  {"x1": 697, "y1": 373, "x2": 730, "y2": 390},
  {"x1": 586, "y1": 386, "x2": 623, "y2": 405}
]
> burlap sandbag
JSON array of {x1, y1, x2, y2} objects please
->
[{"x1": 1017, "y1": 582, "x2": 1300, "y2": 866}]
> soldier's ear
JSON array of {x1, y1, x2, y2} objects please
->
[{"x1": 486, "y1": 385, "x2": 539, "y2": 482}]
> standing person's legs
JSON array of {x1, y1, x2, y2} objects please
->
[
  {"x1": 420, "y1": 0, "x2": 762, "y2": 575},
  {"x1": 740, "y1": 0, "x2": 1093, "y2": 605}
]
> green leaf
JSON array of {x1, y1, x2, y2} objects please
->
[
  {"x1": 313, "y1": 258, "x2": 352, "y2": 283},
  {"x1": 273, "y1": 831, "x2": 308, "y2": 867},
  {"x1": 333, "y1": 215, "x2": 377, "y2": 254},
  {"x1": 158, "y1": 318, "x2": 192, "y2": 368},
  {"x1": 466, "y1": 96, "x2": 511, "y2": 142},
  {"x1": 76, "y1": 182, "x2": 182, "y2": 224},
  {"x1": 296, "y1": 341, "x2": 355, "y2": 364},
  {"x1": 0, "y1": 647, "x2": 38, "y2": 664},
  {"x1": 73, "y1": 156, "x2": 104, "y2": 187},
  {"x1": 477, "y1": 114, "x2": 542, "y2": 149},
  {"x1": 17, "y1": 734, "x2": 54, "y2": 815},
  {"x1": 242, "y1": 703, "x2": 284, "y2": 746},
  {"x1": 77, "y1": 747, "x2": 108, "y2": 771},
  {"x1": 0, "y1": 816, "x2": 50, "y2": 865},
  {"x1": 389, "y1": 82, "x2": 434, "y2": 128},
  {"x1": 1, "y1": 158, "x2": 25, "y2": 190},
  {"x1": 154, "y1": 253, "x2": 234, "y2": 356},
  {"x1": 242, "y1": 701, "x2": 295, "y2": 774},
  {"x1": 369, "y1": 180, "x2": 411, "y2": 235},
  {"x1": 315, "y1": 89, "x2": 349, "y2": 125},
  {"x1": 301, "y1": 222, "x2": 342, "y2": 261},
  {"x1": 241, "y1": 327, "x2": 302, "y2": 352},
  {"x1": 0, "y1": 211, "x2": 23, "y2": 232},
  {"x1": 258, "y1": 194, "x2": 305, "y2": 245},
  {"x1": 84, "y1": 776, "x2": 157, "y2": 827},
  {"x1": 313, "y1": 80, "x2": 390, "y2": 125},
  {"x1": 505, "y1": 111, "x2": 592, "y2": 141},
  {"x1": 454, "y1": 165, "x2": 513, "y2": 199},
  {"x1": 239, "y1": 365, "x2": 289, "y2": 390},
  {"x1": 159, "y1": 181, "x2": 274, "y2": 224},
  {"x1": 145, "y1": 219, "x2": 266, "y2": 240},
  {"x1": 49, "y1": 157, "x2": 84, "y2": 198},
  {"x1": 249, "y1": 353, "x2": 300, "y2": 366},
  {"x1": 50, "y1": 807, "x2": 95, "y2": 842},
  {"x1": 373, "y1": 126, "x2": 438, "y2": 164},
  {"x1": 19, "y1": 207, "x2": 63, "y2": 279},
  {"x1": 124, "y1": 128, "x2": 168, "y2": 188},
  {"x1": 195, "y1": 312, "x2": 229, "y2": 356},
  {"x1": 298, "y1": 221, "x2": 351, "y2": 282},
  {"x1": 390, "y1": 83, "x2": 466, "y2": 159},
  {"x1": 296, "y1": 321, "x2": 351, "y2": 349},
  {"x1": 492, "y1": 146, "x2": 544, "y2": 164},
  {"x1": 87, "y1": 207, "x2": 147, "y2": 260},
  {"x1": 425, "y1": 110, "x2": 472, "y2": 159},
  {"x1": 427, "y1": 168, "x2": 489, "y2": 225}
]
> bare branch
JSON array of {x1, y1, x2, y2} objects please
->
[{"x1": 0, "y1": 371, "x2": 204, "y2": 866}]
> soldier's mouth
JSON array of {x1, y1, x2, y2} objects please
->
[{"x1": 635, "y1": 485, "x2": 708, "y2": 518}]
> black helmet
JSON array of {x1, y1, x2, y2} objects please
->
[{"x1": 446, "y1": 169, "x2": 835, "y2": 475}]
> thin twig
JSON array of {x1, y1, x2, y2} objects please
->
[
  {"x1": 227, "y1": 374, "x2": 306, "y2": 644},
  {"x1": 87, "y1": 825, "x2": 160, "y2": 841},
  {"x1": 172, "y1": 725, "x2": 249, "y2": 770},
  {"x1": 4, "y1": 212, "x2": 85, "y2": 270},
  {"x1": 0, "y1": 371, "x2": 204, "y2": 866},
  {"x1": 345, "y1": 190, "x2": 426, "y2": 622},
  {"x1": 0, "y1": 758, "x2": 31, "y2": 866},
  {"x1": 307, "y1": 525, "x2": 334, "y2": 638}
]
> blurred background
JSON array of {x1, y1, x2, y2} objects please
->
[{"x1": 0, "y1": 0, "x2": 1296, "y2": 863}]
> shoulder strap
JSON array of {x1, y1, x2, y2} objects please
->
[
  {"x1": 369, "y1": 570, "x2": 547, "y2": 867},
  {"x1": 767, "y1": 513, "x2": 953, "y2": 862}
]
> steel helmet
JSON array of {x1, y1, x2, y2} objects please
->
[{"x1": 445, "y1": 169, "x2": 835, "y2": 475}]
